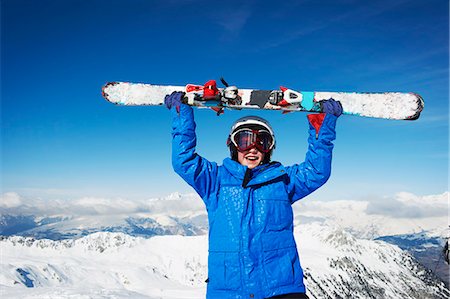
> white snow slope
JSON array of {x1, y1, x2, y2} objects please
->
[{"x1": 1, "y1": 224, "x2": 448, "y2": 299}]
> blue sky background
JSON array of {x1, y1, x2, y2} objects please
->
[{"x1": 1, "y1": 0, "x2": 448, "y2": 201}]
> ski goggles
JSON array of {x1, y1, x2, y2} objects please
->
[{"x1": 228, "y1": 129, "x2": 274, "y2": 153}]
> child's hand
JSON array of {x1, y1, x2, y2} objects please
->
[
  {"x1": 164, "y1": 91, "x2": 185, "y2": 113},
  {"x1": 321, "y1": 98, "x2": 343, "y2": 117}
]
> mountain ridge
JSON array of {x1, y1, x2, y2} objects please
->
[{"x1": 2, "y1": 227, "x2": 448, "y2": 299}]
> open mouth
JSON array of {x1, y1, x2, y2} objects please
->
[{"x1": 245, "y1": 156, "x2": 259, "y2": 161}]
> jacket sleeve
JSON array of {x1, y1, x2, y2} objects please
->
[
  {"x1": 285, "y1": 113, "x2": 337, "y2": 203},
  {"x1": 170, "y1": 104, "x2": 218, "y2": 207}
]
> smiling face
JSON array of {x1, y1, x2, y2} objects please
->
[{"x1": 237, "y1": 146, "x2": 266, "y2": 169}]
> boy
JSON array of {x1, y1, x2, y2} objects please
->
[{"x1": 166, "y1": 91, "x2": 341, "y2": 299}]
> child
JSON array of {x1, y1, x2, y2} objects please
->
[{"x1": 166, "y1": 91, "x2": 341, "y2": 299}]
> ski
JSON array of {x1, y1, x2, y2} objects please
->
[{"x1": 101, "y1": 80, "x2": 424, "y2": 120}]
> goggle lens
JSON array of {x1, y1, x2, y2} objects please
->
[{"x1": 232, "y1": 129, "x2": 274, "y2": 153}]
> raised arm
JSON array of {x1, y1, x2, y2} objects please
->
[
  {"x1": 166, "y1": 92, "x2": 218, "y2": 206},
  {"x1": 286, "y1": 99, "x2": 342, "y2": 203}
]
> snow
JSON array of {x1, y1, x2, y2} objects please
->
[
  {"x1": 297, "y1": 224, "x2": 446, "y2": 298},
  {"x1": 103, "y1": 82, "x2": 184, "y2": 106},
  {"x1": 315, "y1": 91, "x2": 422, "y2": 119},
  {"x1": 1, "y1": 191, "x2": 448, "y2": 298},
  {"x1": 1, "y1": 226, "x2": 448, "y2": 299},
  {"x1": 1, "y1": 233, "x2": 208, "y2": 299}
]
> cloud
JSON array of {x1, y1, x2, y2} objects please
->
[
  {"x1": 1, "y1": 191, "x2": 447, "y2": 236},
  {"x1": 292, "y1": 192, "x2": 448, "y2": 238},
  {"x1": 0, "y1": 192, "x2": 22, "y2": 208},
  {"x1": 365, "y1": 192, "x2": 449, "y2": 218},
  {"x1": 211, "y1": 1, "x2": 254, "y2": 40},
  {"x1": 215, "y1": 9, "x2": 251, "y2": 34},
  {"x1": 0, "y1": 192, "x2": 205, "y2": 218},
  {"x1": 255, "y1": 0, "x2": 416, "y2": 50}
]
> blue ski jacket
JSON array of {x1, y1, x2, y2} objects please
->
[{"x1": 170, "y1": 104, "x2": 337, "y2": 299}]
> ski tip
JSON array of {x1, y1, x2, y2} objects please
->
[
  {"x1": 405, "y1": 93, "x2": 424, "y2": 120},
  {"x1": 101, "y1": 82, "x2": 120, "y2": 104}
]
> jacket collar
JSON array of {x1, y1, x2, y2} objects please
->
[{"x1": 222, "y1": 158, "x2": 287, "y2": 186}]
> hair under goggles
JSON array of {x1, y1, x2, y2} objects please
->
[{"x1": 228, "y1": 129, "x2": 274, "y2": 153}]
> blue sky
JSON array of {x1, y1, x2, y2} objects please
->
[{"x1": 1, "y1": 0, "x2": 448, "y2": 201}]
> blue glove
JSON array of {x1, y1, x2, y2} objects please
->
[
  {"x1": 164, "y1": 91, "x2": 185, "y2": 113},
  {"x1": 321, "y1": 98, "x2": 343, "y2": 117}
]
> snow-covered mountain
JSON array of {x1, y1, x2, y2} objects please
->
[
  {"x1": 0, "y1": 213, "x2": 208, "y2": 240},
  {"x1": 1, "y1": 232, "x2": 208, "y2": 299},
  {"x1": 1, "y1": 191, "x2": 448, "y2": 298},
  {"x1": 0, "y1": 192, "x2": 208, "y2": 240},
  {"x1": 291, "y1": 192, "x2": 450, "y2": 287},
  {"x1": 1, "y1": 225, "x2": 448, "y2": 299},
  {"x1": 376, "y1": 232, "x2": 449, "y2": 288}
]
